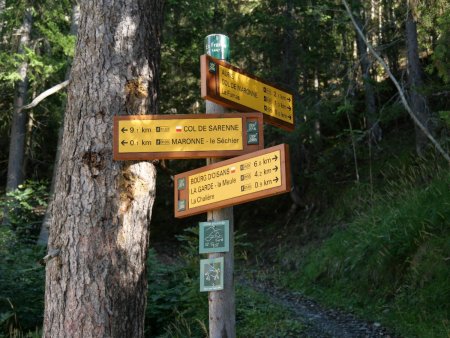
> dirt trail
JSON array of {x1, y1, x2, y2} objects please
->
[
  {"x1": 239, "y1": 277, "x2": 398, "y2": 338},
  {"x1": 153, "y1": 243, "x2": 398, "y2": 337}
]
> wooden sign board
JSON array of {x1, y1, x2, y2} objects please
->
[
  {"x1": 201, "y1": 54, "x2": 295, "y2": 131},
  {"x1": 113, "y1": 113, "x2": 264, "y2": 160},
  {"x1": 174, "y1": 144, "x2": 291, "y2": 218}
]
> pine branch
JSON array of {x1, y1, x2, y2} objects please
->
[
  {"x1": 21, "y1": 80, "x2": 70, "y2": 110},
  {"x1": 342, "y1": 0, "x2": 450, "y2": 164}
]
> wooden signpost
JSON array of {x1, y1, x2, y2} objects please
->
[
  {"x1": 113, "y1": 113, "x2": 263, "y2": 160},
  {"x1": 111, "y1": 34, "x2": 295, "y2": 338},
  {"x1": 201, "y1": 54, "x2": 295, "y2": 131},
  {"x1": 174, "y1": 144, "x2": 291, "y2": 218}
]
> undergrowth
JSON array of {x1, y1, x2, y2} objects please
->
[
  {"x1": 146, "y1": 227, "x2": 305, "y2": 337},
  {"x1": 0, "y1": 227, "x2": 45, "y2": 337},
  {"x1": 272, "y1": 159, "x2": 450, "y2": 337}
]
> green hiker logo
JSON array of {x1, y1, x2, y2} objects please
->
[{"x1": 209, "y1": 61, "x2": 216, "y2": 74}]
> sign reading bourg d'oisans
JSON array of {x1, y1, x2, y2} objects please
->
[{"x1": 174, "y1": 144, "x2": 291, "y2": 218}]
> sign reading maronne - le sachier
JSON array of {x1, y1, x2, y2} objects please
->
[
  {"x1": 113, "y1": 113, "x2": 263, "y2": 160},
  {"x1": 174, "y1": 144, "x2": 290, "y2": 218},
  {"x1": 201, "y1": 55, "x2": 295, "y2": 131}
]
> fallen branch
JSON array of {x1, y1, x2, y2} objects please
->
[
  {"x1": 22, "y1": 80, "x2": 70, "y2": 110},
  {"x1": 342, "y1": 0, "x2": 450, "y2": 163}
]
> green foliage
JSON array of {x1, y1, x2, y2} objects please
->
[
  {"x1": 146, "y1": 226, "x2": 306, "y2": 337},
  {"x1": 432, "y1": 8, "x2": 450, "y2": 83},
  {"x1": 145, "y1": 229, "x2": 208, "y2": 337},
  {"x1": 280, "y1": 164, "x2": 450, "y2": 337},
  {"x1": 0, "y1": 181, "x2": 47, "y2": 336},
  {"x1": 0, "y1": 228, "x2": 45, "y2": 337},
  {"x1": 0, "y1": 0, "x2": 75, "y2": 185},
  {"x1": 0, "y1": 181, "x2": 48, "y2": 243},
  {"x1": 438, "y1": 111, "x2": 450, "y2": 126},
  {"x1": 236, "y1": 287, "x2": 304, "y2": 337}
]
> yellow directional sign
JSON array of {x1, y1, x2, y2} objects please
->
[
  {"x1": 113, "y1": 113, "x2": 264, "y2": 160},
  {"x1": 174, "y1": 144, "x2": 291, "y2": 218},
  {"x1": 118, "y1": 118, "x2": 243, "y2": 152},
  {"x1": 201, "y1": 55, "x2": 295, "y2": 131}
]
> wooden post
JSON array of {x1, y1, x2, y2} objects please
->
[{"x1": 205, "y1": 34, "x2": 236, "y2": 338}]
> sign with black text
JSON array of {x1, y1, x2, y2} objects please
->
[
  {"x1": 113, "y1": 113, "x2": 264, "y2": 160},
  {"x1": 175, "y1": 144, "x2": 291, "y2": 218},
  {"x1": 201, "y1": 55, "x2": 295, "y2": 131}
]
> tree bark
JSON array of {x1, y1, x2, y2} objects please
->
[
  {"x1": 43, "y1": 1, "x2": 164, "y2": 337},
  {"x1": 382, "y1": 0, "x2": 400, "y2": 77},
  {"x1": 0, "y1": 0, "x2": 6, "y2": 44},
  {"x1": 6, "y1": 8, "x2": 32, "y2": 192},
  {"x1": 406, "y1": 1, "x2": 433, "y2": 156},
  {"x1": 353, "y1": 0, "x2": 382, "y2": 142}
]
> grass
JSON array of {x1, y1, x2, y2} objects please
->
[
  {"x1": 265, "y1": 164, "x2": 450, "y2": 337},
  {"x1": 236, "y1": 286, "x2": 305, "y2": 337}
]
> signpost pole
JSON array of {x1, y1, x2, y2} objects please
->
[{"x1": 205, "y1": 34, "x2": 235, "y2": 338}]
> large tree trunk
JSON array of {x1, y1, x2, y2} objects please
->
[
  {"x1": 406, "y1": 0, "x2": 433, "y2": 156},
  {"x1": 6, "y1": 8, "x2": 32, "y2": 192},
  {"x1": 382, "y1": 0, "x2": 400, "y2": 77},
  {"x1": 43, "y1": 1, "x2": 164, "y2": 337},
  {"x1": 353, "y1": 0, "x2": 382, "y2": 142}
]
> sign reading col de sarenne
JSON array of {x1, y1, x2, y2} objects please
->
[
  {"x1": 113, "y1": 113, "x2": 264, "y2": 160},
  {"x1": 201, "y1": 54, "x2": 295, "y2": 131},
  {"x1": 174, "y1": 144, "x2": 291, "y2": 218}
]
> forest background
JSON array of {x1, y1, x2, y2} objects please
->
[{"x1": 0, "y1": 0, "x2": 449, "y2": 337}]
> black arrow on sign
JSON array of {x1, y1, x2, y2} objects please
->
[
  {"x1": 121, "y1": 140, "x2": 128, "y2": 146},
  {"x1": 273, "y1": 165, "x2": 279, "y2": 172},
  {"x1": 272, "y1": 154, "x2": 278, "y2": 161},
  {"x1": 121, "y1": 127, "x2": 128, "y2": 133},
  {"x1": 273, "y1": 177, "x2": 279, "y2": 183}
]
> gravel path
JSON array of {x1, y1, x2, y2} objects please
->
[
  {"x1": 153, "y1": 243, "x2": 398, "y2": 337},
  {"x1": 239, "y1": 277, "x2": 398, "y2": 338}
]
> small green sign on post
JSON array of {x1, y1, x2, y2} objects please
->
[
  {"x1": 200, "y1": 257, "x2": 224, "y2": 292},
  {"x1": 205, "y1": 34, "x2": 230, "y2": 62},
  {"x1": 199, "y1": 220, "x2": 230, "y2": 254}
]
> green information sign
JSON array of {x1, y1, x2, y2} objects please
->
[
  {"x1": 200, "y1": 257, "x2": 224, "y2": 292},
  {"x1": 199, "y1": 220, "x2": 230, "y2": 254},
  {"x1": 205, "y1": 34, "x2": 230, "y2": 62}
]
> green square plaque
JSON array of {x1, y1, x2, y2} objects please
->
[
  {"x1": 247, "y1": 120, "x2": 258, "y2": 132},
  {"x1": 199, "y1": 220, "x2": 229, "y2": 254},
  {"x1": 246, "y1": 121, "x2": 259, "y2": 145},
  {"x1": 177, "y1": 199, "x2": 186, "y2": 211},
  {"x1": 177, "y1": 178, "x2": 186, "y2": 190},
  {"x1": 200, "y1": 257, "x2": 224, "y2": 292}
]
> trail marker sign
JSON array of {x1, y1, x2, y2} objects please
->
[
  {"x1": 113, "y1": 113, "x2": 263, "y2": 160},
  {"x1": 174, "y1": 144, "x2": 291, "y2": 218},
  {"x1": 199, "y1": 220, "x2": 230, "y2": 254},
  {"x1": 200, "y1": 257, "x2": 224, "y2": 292},
  {"x1": 201, "y1": 54, "x2": 295, "y2": 131}
]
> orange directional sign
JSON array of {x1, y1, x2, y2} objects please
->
[
  {"x1": 201, "y1": 54, "x2": 295, "y2": 131},
  {"x1": 174, "y1": 144, "x2": 291, "y2": 218},
  {"x1": 113, "y1": 113, "x2": 264, "y2": 160}
]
